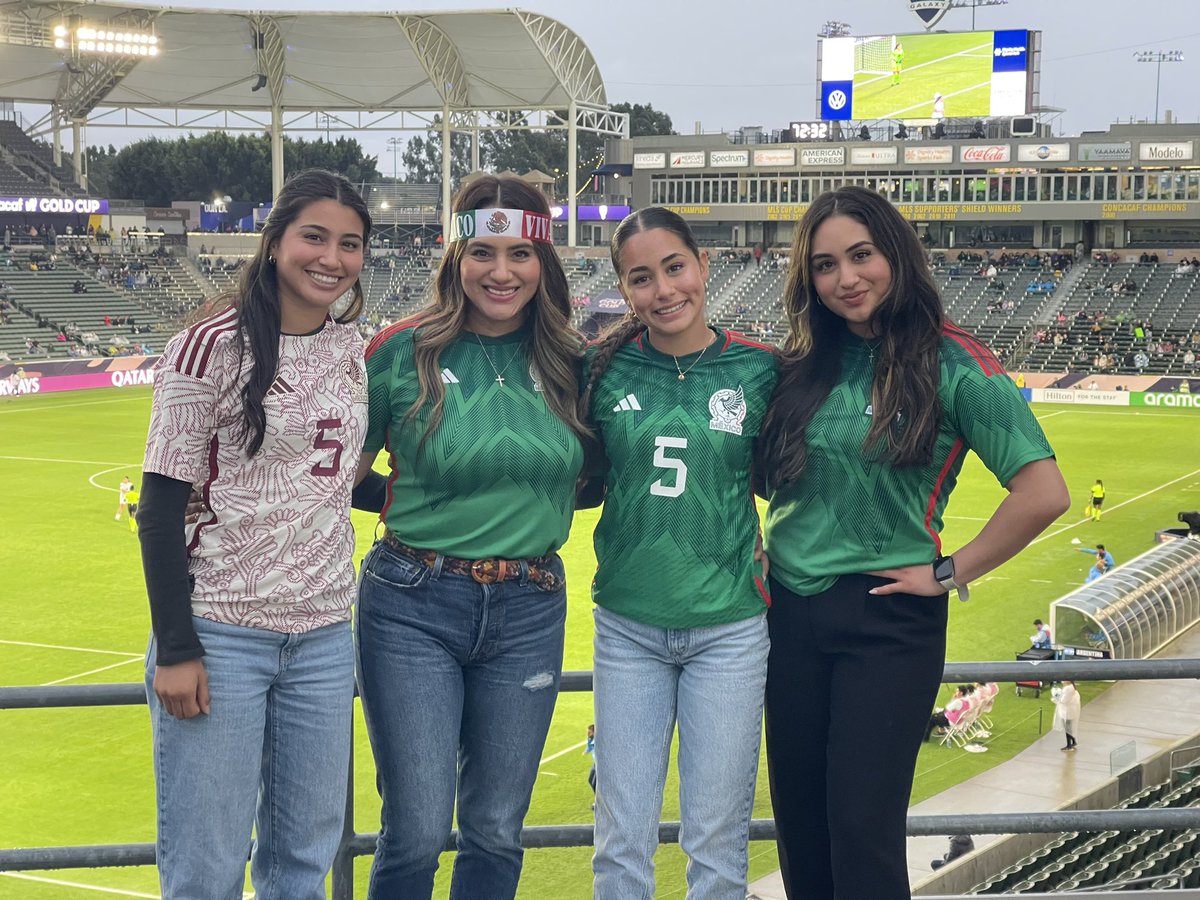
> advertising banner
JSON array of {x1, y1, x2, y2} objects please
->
[
  {"x1": 801, "y1": 147, "x2": 846, "y2": 166},
  {"x1": 1031, "y1": 388, "x2": 1131, "y2": 406},
  {"x1": 0, "y1": 356, "x2": 159, "y2": 397},
  {"x1": 1130, "y1": 392, "x2": 1200, "y2": 410},
  {"x1": 632, "y1": 152, "x2": 665, "y2": 169}
]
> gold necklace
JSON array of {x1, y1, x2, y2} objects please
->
[
  {"x1": 672, "y1": 333, "x2": 716, "y2": 381},
  {"x1": 473, "y1": 333, "x2": 518, "y2": 387}
]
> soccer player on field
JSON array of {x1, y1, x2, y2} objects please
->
[
  {"x1": 580, "y1": 207, "x2": 778, "y2": 900},
  {"x1": 115, "y1": 474, "x2": 133, "y2": 520},
  {"x1": 136, "y1": 170, "x2": 370, "y2": 899},
  {"x1": 354, "y1": 176, "x2": 591, "y2": 899},
  {"x1": 759, "y1": 186, "x2": 1070, "y2": 899},
  {"x1": 892, "y1": 40, "x2": 905, "y2": 86}
]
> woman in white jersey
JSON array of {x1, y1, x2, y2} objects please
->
[{"x1": 136, "y1": 169, "x2": 370, "y2": 900}]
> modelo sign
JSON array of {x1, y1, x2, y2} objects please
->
[
  {"x1": 960, "y1": 145, "x2": 1011, "y2": 163},
  {"x1": 1139, "y1": 142, "x2": 1193, "y2": 162},
  {"x1": 0, "y1": 196, "x2": 109, "y2": 214}
]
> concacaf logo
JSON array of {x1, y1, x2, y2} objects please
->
[{"x1": 486, "y1": 210, "x2": 510, "y2": 234}]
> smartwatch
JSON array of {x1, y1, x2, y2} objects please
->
[{"x1": 932, "y1": 555, "x2": 969, "y2": 602}]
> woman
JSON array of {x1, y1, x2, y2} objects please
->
[
  {"x1": 1089, "y1": 478, "x2": 1105, "y2": 521},
  {"x1": 137, "y1": 169, "x2": 370, "y2": 899},
  {"x1": 580, "y1": 207, "x2": 777, "y2": 899},
  {"x1": 354, "y1": 175, "x2": 590, "y2": 899},
  {"x1": 1053, "y1": 680, "x2": 1081, "y2": 750},
  {"x1": 760, "y1": 185, "x2": 1070, "y2": 899}
]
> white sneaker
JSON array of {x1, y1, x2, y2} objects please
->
[{"x1": 115, "y1": 514, "x2": 121, "y2": 521}]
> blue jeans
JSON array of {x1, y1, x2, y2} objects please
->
[
  {"x1": 355, "y1": 539, "x2": 567, "y2": 900},
  {"x1": 591, "y1": 606, "x2": 769, "y2": 900},
  {"x1": 145, "y1": 616, "x2": 354, "y2": 900}
]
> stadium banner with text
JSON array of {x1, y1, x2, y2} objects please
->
[
  {"x1": 548, "y1": 204, "x2": 631, "y2": 222},
  {"x1": 817, "y1": 29, "x2": 1034, "y2": 121},
  {"x1": 1031, "y1": 388, "x2": 1131, "y2": 407},
  {"x1": 632, "y1": 152, "x2": 665, "y2": 170},
  {"x1": 1130, "y1": 392, "x2": 1200, "y2": 410},
  {"x1": 0, "y1": 356, "x2": 159, "y2": 397},
  {"x1": 0, "y1": 196, "x2": 109, "y2": 215}
]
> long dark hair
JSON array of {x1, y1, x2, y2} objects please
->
[
  {"x1": 407, "y1": 175, "x2": 590, "y2": 449},
  {"x1": 215, "y1": 169, "x2": 370, "y2": 457},
  {"x1": 578, "y1": 207, "x2": 706, "y2": 418},
  {"x1": 761, "y1": 185, "x2": 944, "y2": 486}
]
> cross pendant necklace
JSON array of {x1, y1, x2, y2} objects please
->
[{"x1": 474, "y1": 333, "x2": 517, "y2": 387}]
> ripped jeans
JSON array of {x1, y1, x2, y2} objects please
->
[{"x1": 355, "y1": 539, "x2": 567, "y2": 900}]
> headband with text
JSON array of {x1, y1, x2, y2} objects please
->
[{"x1": 449, "y1": 207, "x2": 554, "y2": 244}]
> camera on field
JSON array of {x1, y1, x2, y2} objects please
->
[{"x1": 1178, "y1": 511, "x2": 1200, "y2": 536}]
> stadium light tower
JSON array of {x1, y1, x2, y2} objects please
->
[
  {"x1": 948, "y1": 0, "x2": 1009, "y2": 31},
  {"x1": 387, "y1": 136, "x2": 403, "y2": 182},
  {"x1": 1133, "y1": 50, "x2": 1184, "y2": 124},
  {"x1": 819, "y1": 20, "x2": 851, "y2": 37}
]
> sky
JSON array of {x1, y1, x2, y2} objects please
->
[{"x1": 26, "y1": 0, "x2": 1200, "y2": 173}]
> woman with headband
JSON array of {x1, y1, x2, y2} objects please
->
[{"x1": 353, "y1": 175, "x2": 591, "y2": 899}]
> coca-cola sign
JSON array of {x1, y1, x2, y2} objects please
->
[{"x1": 960, "y1": 145, "x2": 1012, "y2": 163}]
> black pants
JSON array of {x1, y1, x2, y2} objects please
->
[{"x1": 764, "y1": 574, "x2": 948, "y2": 900}]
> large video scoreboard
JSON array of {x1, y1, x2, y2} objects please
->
[{"x1": 818, "y1": 29, "x2": 1039, "y2": 121}]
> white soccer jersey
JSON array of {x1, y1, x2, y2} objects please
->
[{"x1": 143, "y1": 306, "x2": 367, "y2": 633}]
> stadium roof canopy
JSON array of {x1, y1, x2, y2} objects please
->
[
  {"x1": 0, "y1": 1, "x2": 627, "y2": 240},
  {"x1": 1051, "y1": 537, "x2": 1200, "y2": 661}
]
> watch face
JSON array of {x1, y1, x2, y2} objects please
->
[{"x1": 933, "y1": 557, "x2": 955, "y2": 582}]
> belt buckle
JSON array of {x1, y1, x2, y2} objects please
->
[{"x1": 470, "y1": 558, "x2": 507, "y2": 584}]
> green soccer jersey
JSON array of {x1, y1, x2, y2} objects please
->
[
  {"x1": 364, "y1": 320, "x2": 583, "y2": 558},
  {"x1": 589, "y1": 328, "x2": 778, "y2": 628},
  {"x1": 765, "y1": 325, "x2": 1055, "y2": 597}
]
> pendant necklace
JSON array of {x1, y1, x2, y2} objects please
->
[
  {"x1": 474, "y1": 333, "x2": 518, "y2": 387},
  {"x1": 865, "y1": 338, "x2": 883, "y2": 366},
  {"x1": 672, "y1": 333, "x2": 716, "y2": 381}
]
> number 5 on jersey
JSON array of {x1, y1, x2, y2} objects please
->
[{"x1": 650, "y1": 435, "x2": 688, "y2": 498}]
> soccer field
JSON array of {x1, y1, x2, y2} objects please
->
[
  {"x1": 2, "y1": 388, "x2": 1198, "y2": 899},
  {"x1": 853, "y1": 32, "x2": 994, "y2": 121}
]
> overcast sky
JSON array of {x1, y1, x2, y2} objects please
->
[{"x1": 42, "y1": 0, "x2": 1200, "y2": 170}]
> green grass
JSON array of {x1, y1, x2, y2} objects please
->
[
  {"x1": 2, "y1": 390, "x2": 1198, "y2": 898},
  {"x1": 854, "y1": 32, "x2": 995, "y2": 120}
]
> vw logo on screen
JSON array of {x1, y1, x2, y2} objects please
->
[{"x1": 828, "y1": 90, "x2": 848, "y2": 110}]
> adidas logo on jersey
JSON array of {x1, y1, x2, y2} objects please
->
[
  {"x1": 612, "y1": 393, "x2": 642, "y2": 412},
  {"x1": 441, "y1": 368, "x2": 460, "y2": 384}
]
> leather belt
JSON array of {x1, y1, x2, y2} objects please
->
[{"x1": 382, "y1": 532, "x2": 563, "y2": 592}]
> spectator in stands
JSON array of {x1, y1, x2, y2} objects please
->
[
  {"x1": 72, "y1": 279, "x2": 88, "y2": 294},
  {"x1": 353, "y1": 175, "x2": 591, "y2": 900},
  {"x1": 578, "y1": 207, "x2": 776, "y2": 900},
  {"x1": 136, "y1": 169, "x2": 371, "y2": 899},
  {"x1": 758, "y1": 185, "x2": 1070, "y2": 900},
  {"x1": 931, "y1": 835, "x2": 975, "y2": 871}
]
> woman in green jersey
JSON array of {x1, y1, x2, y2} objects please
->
[
  {"x1": 580, "y1": 207, "x2": 778, "y2": 899},
  {"x1": 759, "y1": 185, "x2": 1070, "y2": 899},
  {"x1": 353, "y1": 176, "x2": 591, "y2": 899}
]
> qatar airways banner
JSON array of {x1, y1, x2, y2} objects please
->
[{"x1": 0, "y1": 356, "x2": 159, "y2": 396}]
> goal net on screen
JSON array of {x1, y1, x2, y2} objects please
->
[{"x1": 855, "y1": 35, "x2": 897, "y2": 75}]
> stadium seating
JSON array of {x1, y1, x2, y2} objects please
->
[{"x1": 0, "y1": 120, "x2": 85, "y2": 193}]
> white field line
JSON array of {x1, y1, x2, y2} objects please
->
[
  {"x1": 0, "y1": 639, "x2": 142, "y2": 657},
  {"x1": 914, "y1": 707, "x2": 1046, "y2": 781},
  {"x1": 540, "y1": 739, "x2": 587, "y2": 766},
  {"x1": 43, "y1": 657, "x2": 143, "y2": 686},
  {"x1": 0, "y1": 872, "x2": 160, "y2": 898},
  {"x1": 90, "y1": 464, "x2": 135, "y2": 493},
  {"x1": 1032, "y1": 467, "x2": 1200, "y2": 546},
  {"x1": 0, "y1": 395, "x2": 148, "y2": 414},
  {"x1": 1035, "y1": 410, "x2": 1068, "y2": 421},
  {"x1": 0, "y1": 455, "x2": 138, "y2": 466}
]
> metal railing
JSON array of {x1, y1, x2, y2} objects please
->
[{"x1": 4, "y1": 659, "x2": 1200, "y2": 897}]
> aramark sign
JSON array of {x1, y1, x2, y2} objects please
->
[{"x1": 0, "y1": 196, "x2": 109, "y2": 214}]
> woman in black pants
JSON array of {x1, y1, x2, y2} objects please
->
[{"x1": 759, "y1": 186, "x2": 1070, "y2": 899}]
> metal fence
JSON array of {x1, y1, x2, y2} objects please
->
[{"x1": 5, "y1": 658, "x2": 1200, "y2": 898}]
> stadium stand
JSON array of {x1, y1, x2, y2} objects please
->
[{"x1": 0, "y1": 119, "x2": 85, "y2": 193}]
